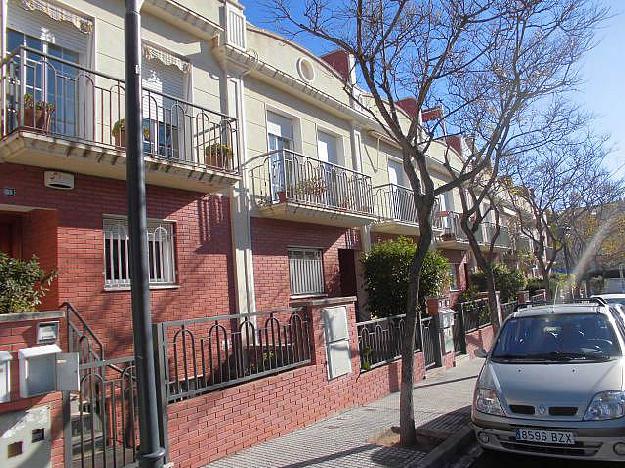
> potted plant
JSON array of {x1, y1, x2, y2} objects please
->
[
  {"x1": 112, "y1": 118, "x2": 125, "y2": 147},
  {"x1": 21, "y1": 93, "x2": 55, "y2": 131},
  {"x1": 294, "y1": 176, "x2": 327, "y2": 198},
  {"x1": 0, "y1": 253, "x2": 57, "y2": 314},
  {"x1": 205, "y1": 143, "x2": 233, "y2": 169},
  {"x1": 276, "y1": 190, "x2": 288, "y2": 203}
]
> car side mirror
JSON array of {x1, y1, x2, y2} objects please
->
[{"x1": 475, "y1": 348, "x2": 488, "y2": 359}]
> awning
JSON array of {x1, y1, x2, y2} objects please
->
[
  {"x1": 142, "y1": 43, "x2": 191, "y2": 74},
  {"x1": 20, "y1": 0, "x2": 93, "y2": 34}
]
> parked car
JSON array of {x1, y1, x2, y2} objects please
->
[{"x1": 472, "y1": 300, "x2": 625, "y2": 462}]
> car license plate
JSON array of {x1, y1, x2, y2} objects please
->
[{"x1": 515, "y1": 428, "x2": 575, "y2": 445}]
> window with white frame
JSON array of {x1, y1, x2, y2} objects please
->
[
  {"x1": 288, "y1": 248, "x2": 324, "y2": 296},
  {"x1": 449, "y1": 263, "x2": 460, "y2": 291},
  {"x1": 103, "y1": 217, "x2": 176, "y2": 289}
]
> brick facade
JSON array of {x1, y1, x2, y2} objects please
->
[
  {"x1": 0, "y1": 164, "x2": 236, "y2": 356},
  {"x1": 251, "y1": 218, "x2": 362, "y2": 310}
]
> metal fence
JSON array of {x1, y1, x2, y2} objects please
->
[
  {"x1": 459, "y1": 298, "x2": 492, "y2": 332},
  {"x1": 501, "y1": 301, "x2": 516, "y2": 320},
  {"x1": 356, "y1": 314, "x2": 420, "y2": 370},
  {"x1": 155, "y1": 308, "x2": 312, "y2": 403},
  {"x1": 373, "y1": 184, "x2": 418, "y2": 224},
  {"x1": 1, "y1": 45, "x2": 239, "y2": 172},
  {"x1": 249, "y1": 149, "x2": 374, "y2": 215}
]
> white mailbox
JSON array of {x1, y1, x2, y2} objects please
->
[
  {"x1": 0, "y1": 351, "x2": 12, "y2": 403},
  {"x1": 322, "y1": 306, "x2": 352, "y2": 379},
  {"x1": 18, "y1": 346, "x2": 79, "y2": 398}
]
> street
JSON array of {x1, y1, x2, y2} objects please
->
[{"x1": 470, "y1": 449, "x2": 613, "y2": 468}]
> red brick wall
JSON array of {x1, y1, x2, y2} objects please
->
[
  {"x1": 465, "y1": 325, "x2": 495, "y2": 358},
  {"x1": 0, "y1": 315, "x2": 66, "y2": 467},
  {"x1": 440, "y1": 248, "x2": 470, "y2": 306},
  {"x1": 1, "y1": 164, "x2": 235, "y2": 356},
  {"x1": 251, "y1": 218, "x2": 362, "y2": 310},
  {"x1": 21, "y1": 209, "x2": 59, "y2": 311},
  {"x1": 166, "y1": 299, "x2": 426, "y2": 467}
]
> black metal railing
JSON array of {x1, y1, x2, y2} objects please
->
[
  {"x1": 374, "y1": 184, "x2": 418, "y2": 224},
  {"x1": 421, "y1": 316, "x2": 438, "y2": 369},
  {"x1": 250, "y1": 149, "x2": 374, "y2": 216},
  {"x1": 452, "y1": 310, "x2": 467, "y2": 355},
  {"x1": 356, "y1": 314, "x2": 424, "y2": 371},
  {"x1": 438, "y1": 211, "x2": 468, "y2": 242},
  {"x1": 1, "y1": 46, "x2": 239, "y2": 172},
  {"x1": 501, "y1": 301, "x2": 516, "y2": 320},
  {"x1": 482, "y1": 222, "x2": 512, "y2": 248},
  {"x1": 155, "y1": 308, "x2": 312, "y2": 402},
  {"x1": 460, "y1": 298, "x2": 492, "y2": 332}
]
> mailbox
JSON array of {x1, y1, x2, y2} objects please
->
[
  {"x1": 439, "y1": 309, "x2": 456, "y2": 355},
  {"x1": 18, "y1": 346, "x2": 79, "y2": 398},
  {"x1": 0, "y1": 351, "x2": 12, "y2": 403},
  {"x1": 0, "y1": 406, "x2": 51, "y2": 468}
]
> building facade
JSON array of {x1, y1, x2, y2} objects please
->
[{"x1": 0, "y1": 0, "x2": 528, "y2": 465}]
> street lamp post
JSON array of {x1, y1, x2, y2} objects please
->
[{"x1": 125, "y1": 1, "x2": 166, "y2": 466}]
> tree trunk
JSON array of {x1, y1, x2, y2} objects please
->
[
  {"x1": 484, "y1": 268, "x2": 500, "y2": 332},
  {"x1": 399, "y1": 215, "x2": 433, "y2": 446}
]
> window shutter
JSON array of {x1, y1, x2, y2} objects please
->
[
  {"x1": 317, "y1": 130, "x2": 337, "y2": 164},
  {"x1": 266, "y1": 111, "x2": 293, "y2": 140},
  {"x1": 8, "y1": 0, "x2": 88, "y2": 55}
]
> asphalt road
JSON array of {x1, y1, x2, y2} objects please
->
[{"x1": 470, "y1": 449, "x2": 615, "y2": 467}]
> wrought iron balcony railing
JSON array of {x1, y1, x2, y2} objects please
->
[
  {"x1": 373, "y1": 184, "x2": 443, "y2": 230},
  {"x1": 250, "y1": 149, "x2": 374, "y2": 216},
  {"x1": 438, "y1": 211, "x2": 468, "y2": 241},
  {"x1": 0, "y1": 46, "x2": 239, "y2": 173},
  {"x1": 374, "y1": 184, "x2": 418, "y2": 224},
  {"x1": 482, "y1": 222, "x2": 512, "y2": 248}
]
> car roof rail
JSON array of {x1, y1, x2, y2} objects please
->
[{"x1": 514, "y1": 297, "x2": 606, "y2": 312}]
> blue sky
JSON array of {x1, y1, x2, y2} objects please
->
[{"x1": 243, "y1": 1, "x2": 625, "y2": 180}]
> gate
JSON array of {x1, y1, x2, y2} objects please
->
[
  {"x1": 64, "y1": 304, "x2": 140, "y2": 468},
  {"x1": 452, "y1": 310, "x2": 467, "y2": 355},
  {"x1": 421, "y1": 316, "x2": 439, "y2": 369}
]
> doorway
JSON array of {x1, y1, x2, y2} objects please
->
[{"x1": 0, "y1": 214, "x2": 22, "y2": 258}]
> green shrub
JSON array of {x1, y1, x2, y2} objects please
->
[
  {"x1": 362, "y1": 237, "x2": 450, "y2": 318},
  {"x1": 0, "y1": 253, "x2": 56, "y2": 314},
  {"x1": 470, "y1": 263, "x2": 527, "y2": 303},
  {"x1": 526, "y1": 277, "x2": 544, "y2": 296}
]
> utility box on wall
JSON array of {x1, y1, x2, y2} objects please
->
[
  {"x1": 0, "y1": 351, "x2": 12, "y2": 403},
  {"x1": 322, "y1": 306, "x2": 352, "y2": 379},
  {"x1": 18, "y1": 345, "x2": 79, "y2": 398},
  {"x1": 0, "y1": 406, "x2": 52, "y2": 468}
]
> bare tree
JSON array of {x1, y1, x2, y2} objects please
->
[
  {"x1": 269, "y1": 0, "x2": 606, "y2": 444},
  {"x1": 504, "y1": 131, "x2": 621, "y2": 296}
]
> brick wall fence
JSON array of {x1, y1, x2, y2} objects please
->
[{"x1": 164, "y1": 295, "x2": 500, "y2": 468}]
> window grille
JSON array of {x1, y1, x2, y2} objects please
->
[
  {"x1": 103, "y1": 218, "x2": 176, "y2": 288},
  {"x1": 288, "y1": 248, "x2": 324, "y2": 296}
]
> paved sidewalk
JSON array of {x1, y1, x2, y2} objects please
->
[{"x1": 208, "y1": 357, "x2": 483, "y2": 468}]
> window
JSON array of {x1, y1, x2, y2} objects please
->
[
  {"x1": 288, "y1": 248, "x2": 324, "y2": 296},
  {"x1": 267, "y1": 111, "x2": 294, "y2": 151},
  {"x1": 387, "y1": 159, "x2": 408, "y2": 187},
  {"x1": 317, "y1": 130, "x2": 338, "y2": 165},
  {"x1": 8, "y1": 29, "x2": 79, "y2": 136},
  {"x1": 103, "y1": 218, "x2": 176, "y2": 289},
  {"x1": 449, "y1": 264, "x2": 460, "y2": 291}
]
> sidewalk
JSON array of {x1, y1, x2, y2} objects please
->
[{"x1": 207, "y1": 357, "x2": 483, "y2": 468}]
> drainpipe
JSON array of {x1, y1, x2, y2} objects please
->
[{"x1": 124, "y1": 1, "x2": 165, "y2": 466}]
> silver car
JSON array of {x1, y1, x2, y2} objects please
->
[{"x1": 472, "y1": 301, "x2": 625, "y2": 462}]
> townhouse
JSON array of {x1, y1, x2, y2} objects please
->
[
  {"x1": 0, "y1": 0, "x2": 468, "y2": 335},
  {"x1": 0, "y1": 0, "x2": 531, "y2": 465}
]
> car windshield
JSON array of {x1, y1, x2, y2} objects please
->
[
  {"x1": 606, "y1": 298, "x2": 625, "y2": 306},
  {"x1": 492, "y1": 313, "x2": 622, "y2": 362}
]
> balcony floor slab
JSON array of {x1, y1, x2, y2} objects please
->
[
  {"x1": 0, "y1": 130, "x2": 240, "y2": 193},
  {"x1": 255, "y1": 201, "x2": 376, "y2": 228}
]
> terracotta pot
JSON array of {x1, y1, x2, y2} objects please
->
[
  {"x1": 113, "y1": 129, "x2": 126, "y2": 148},
  {"x1": 277, "y1": 191, "x2": 288, "y2": 203},
  {"x1": 21, "y1": 107, "x2": 51, "y2": 131}
]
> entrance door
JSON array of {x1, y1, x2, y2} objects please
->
[
  {"x1": 338, "y1": 249, "x2": 358, "y2": 297},
  {"x1": 0, "y1": 215, "x2": 21, "y2": 257}
]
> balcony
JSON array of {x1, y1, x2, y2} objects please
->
[
  {"x1": 0, "y1": 46, "x2": 240, "y2": 191},
  {"x1": 437, "y1": 212, "x2": 469, "y2": 249},
  {"x1": 481, "y1": 222, "x2": 512, "y2": 251},
  {"x1": 372, "y1": 184, "x2": 443, "y2": 236},
  {"x1": 250, "y1": 149, "x2": 376, "y2": 227}
]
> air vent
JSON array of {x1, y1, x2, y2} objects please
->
[
  {"x1": 44, "y1": 171, "x2": 74, "y2": 190},
  {"x1": 509, "y1": 405, "x2": 535, "y2": 415},
  {"x1": 549, "y1": 406, "x2": 578, "y2": 416}
]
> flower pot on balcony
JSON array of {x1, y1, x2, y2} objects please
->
[
  {"x1": 20, "y1": 99, "x2": 54, "y2": 132},
  {"x1": 277, "y1": 191, "x2": 288, "y2": 203},
  {"x1": 205, "y1": 143, "x2": 233, "y2": 170},
  {"x1": 441, "y1": 232, "x2": 455, "y2": 241},
  {"x1": 112, "y1": 119, "x2": 126, "y2": 148}
]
